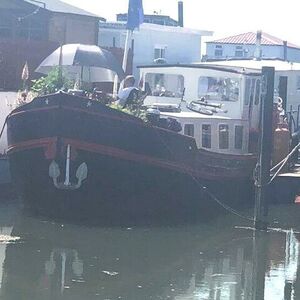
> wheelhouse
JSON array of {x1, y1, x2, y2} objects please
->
[{"x1": 139, "y1": 64, "x2": 262, "y2": 155}]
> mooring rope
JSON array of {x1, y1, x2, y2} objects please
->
[
  {"x1": 0, "y1": 117, "x2": 8, "y2": 141},
  {"x1": 153, "y1": 126, "x2": 254, "y2": 222}
]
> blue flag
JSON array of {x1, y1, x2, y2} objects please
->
[{"x1": 126, "y1": 0, "x2": 144, "y2": 31}]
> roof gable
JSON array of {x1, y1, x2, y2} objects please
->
[
  {"x1": 24, "y1": 0, "x2": 103, "y2": 18},
  {"x1": 207, "y1": 32, "x2": 300, "y2": 49}
]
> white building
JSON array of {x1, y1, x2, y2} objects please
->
[
  {"x1": 205, "y1": 32, "x2": 300, "y2": 63},
  {"x1": 98, "y1": 21, "x2": 212, "y2": 79}
]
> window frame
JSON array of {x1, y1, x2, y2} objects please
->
[
  {"x1": 234, "y1": 45, "x2": 244, "y2": 57},
  {"x1": 202, "y1": 124, "x2": 212, "y2": 149},
  {"x1": 184, "y1": 124, "x2": 194, "y2": 137},
  {"x1": 219, "y1": 124, "x2": 229, "y2": 150},
  {"x1": 234, "y1": 125, "x2": 244, "y2": 150},
  {"x1": 154, "y1": 47, "x2": 166, "y2": 60},
  {"x1": 198, "y1": 76, "x2": 240, "y2": 102}
]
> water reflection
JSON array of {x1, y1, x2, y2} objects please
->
[{"x1": 0, "y1": 204, "x2": 299, "y2": 299}]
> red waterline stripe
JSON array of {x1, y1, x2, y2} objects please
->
[
  {"x1": 8, "y1": 137, "x2": 247, "y2": 180},
  {"x1": 63, "y1": 138, "x2": 248, "y2": 180},
  {"x1": 7, "y1": 137, "x2": 57, "y2": 153}
]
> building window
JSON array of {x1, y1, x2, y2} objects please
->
[
  {"x1": 235, "y1": 45, "x2": 244, "y2": 57},
  {"x1": 184, "y1": 124, "x2": 194, "y2": 137},
  {"x1": 198, "y1": 76, "x2": 240, "y2": 102},
  {"x1": 219, "y1": 124, "x2": 229, "y2": 149},
  {"x1": 254, "y1": 79, "x2": 261, "y2": 105},
  {"x1": 202, "y1": 124, "x2": 211, "y2": 148},
  {"x1": 214, "y1": 45, "x2": 223, "y2": 57},
  {"x1": 154, "y1": 47, "x2": 166, "y2": 60},
  {"x1": 235, "y1": 126, "x2": 243, "y2": 149}
]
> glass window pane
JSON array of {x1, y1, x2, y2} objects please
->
[
  {"x1": 145, "y1": 73, "x2": 184, "y2": 98},
  {"x1": 198, "y1": 76, "x2": 240, "y2": 102},
  {"x1": 235, "y1": 46, "x2": 244, "y2": 57},
  {"x1": 154, "y1": 48, "x2": 160, "y2": 59},
  {"x1": 215, "y1": 49, "x2": 223, "y2": 57},
  {"x1": 202, "y1": 124, "x2": 211, "y2": 148},
  {"x1": 154, "y1": 48, "x2": 166, "y2": 59},
  {"x1": 219, "y1": 124, "x2": 229, "y2": 149},
  {"x1": 184, "y1": 124, "x2": 194, "y2": 137},
  {"x1": 235, "y1": 126, "x2": 243, "y2": 149}
]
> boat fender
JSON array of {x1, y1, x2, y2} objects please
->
[
  {"x1": 198, "y1": 108, "x2": 214, "y2": 116},
  {"x1": 187, "y1": 102, "x2": 213, "y2": 115}
]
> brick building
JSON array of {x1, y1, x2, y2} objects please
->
[{"x1": 0, "y1": 0, "x2": 105, "y2": 90}]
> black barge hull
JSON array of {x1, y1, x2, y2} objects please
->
[{"x1": 7, "y1": 93, "x2": 255, "y2": 223}]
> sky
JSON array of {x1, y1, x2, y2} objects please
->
[{"x1": 64, "y1": 0, "x2": 300, "y2": 46}]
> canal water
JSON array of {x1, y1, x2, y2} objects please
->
[{"x1": 0, "y1": 199, "x2": 299, "y2": 299}]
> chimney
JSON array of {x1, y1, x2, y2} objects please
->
[
  {"x1": 283, "y1": 40, "x2": 288, "y2": 61},
  {"x1": 178, "y1": 1, "x2": 184, "y2": 27},
  {"x1": 254, "y1": 30, "x2": 262, "y2": 60}
]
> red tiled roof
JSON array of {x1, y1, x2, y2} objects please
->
[{"x1": 207, "y1": 32, "x2": 300, "y2": 49}]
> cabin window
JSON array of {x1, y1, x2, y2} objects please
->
[
  {"x1": 254, "y1": 79, "x2": 261, "y2": 105},
  {"x1": 198, "y1": 76, "x2": 240, "y2": 102},
  {"x1": 202, "y1": 124, "x2": 211, "y2": 148},
  {"x1": 214, "y1": 45, "x2": 223, "y2": 57},
  {"x1": 184, "y1": 124, "x2": 194, "y2": 137},
  {"x1": 235, "y1": 125, "x2": 243, "y2": 149},
  {"x1": 145, "y1": 73, "x2": 184, "y2": 98},
  {"x1": 219, "y1": 124, "x2": 229, "y2": 149}
]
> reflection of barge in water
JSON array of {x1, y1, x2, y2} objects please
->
[
  {"x1": 0, "y1": 214, "x2": 252, "y2": 300},
  {"x1": 7, "y1": 64, "x2": 260, "y2": 221},
  {"x1": 2, "y1": 212, "x2": 298, "y2": 300}
]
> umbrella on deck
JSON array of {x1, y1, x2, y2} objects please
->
[{"x1": 36, "y1": 44, "x2": 125, "y2": 83}]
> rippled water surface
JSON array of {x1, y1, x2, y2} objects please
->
[{"x1": 0, "y1": 200, "x2": 299, "y2": 299}]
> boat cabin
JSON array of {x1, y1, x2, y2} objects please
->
[{"x1": 139, "y1": 64, "x2": 262, "y2": 155}]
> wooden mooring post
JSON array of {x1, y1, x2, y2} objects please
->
[{"x1": 254, "y1": 67, "x2": 275, "y2": 230}]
